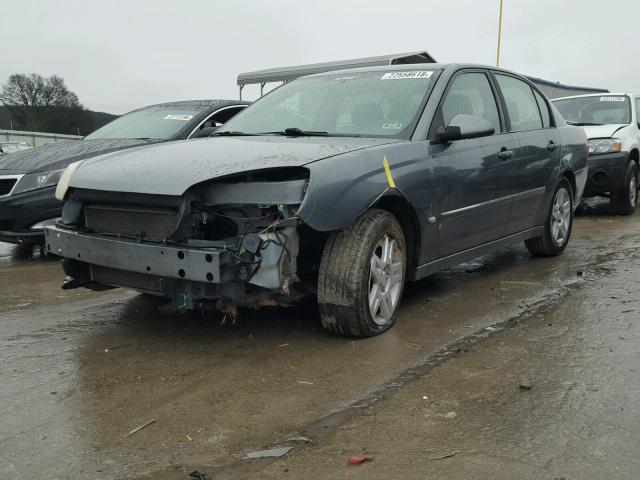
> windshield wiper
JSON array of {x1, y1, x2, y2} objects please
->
[
  {"x1": 210, "y1": 131, "x2": 258, "y2": 136},
  {"x1": 566, "y1": 121, "x2": 603, "y2": 126},
  {"x1": 260, "y1": 127, "x2": 329, "y2": 137}
]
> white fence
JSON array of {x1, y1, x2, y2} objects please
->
[{"x1": 0, "y1": 129, "x2": 82, "y2": 147}]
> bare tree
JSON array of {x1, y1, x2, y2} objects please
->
[
  {"x1": 0, "y1": 73, "x2": 80, "y2": 108},
  {"x1": 0, "y1": 73, "x2": 83, "y2": 133}
]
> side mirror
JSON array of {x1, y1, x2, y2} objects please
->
[
  {"x1": 436, "y1": 114, "x2": 495, "y2": 143},
  {"x1": 191, "y1": 126, "x2": 218, "y2": 138}
]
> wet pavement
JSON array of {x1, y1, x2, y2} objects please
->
[{"x1": 1, "y1": 202, "x2": 639, "y2": 479}]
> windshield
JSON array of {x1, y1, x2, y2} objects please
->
[
  {"x1": 553, "y1": 95, "x2": 631, "y2": 125},
  {"x1": 219, "y1": 70, "x2": 436, "y2": 138},
  {"x1": 85, "y1": 106, "x2": 205, "y2": 140}
]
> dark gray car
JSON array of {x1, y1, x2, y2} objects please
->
[
  {"x1": 0, "y1": 100, "x2": 248, "y2": 244},
  {"x1": 47, "y1": 64, "x2": 587, "y2": 337}
]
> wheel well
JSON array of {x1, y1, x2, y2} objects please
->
[
  {"x1": 630, "y1": 148, "x2": 639, "y2": 166},
  {"x1": 373, "y1": 195, "x2": 420, "y2": 270},
  {"x1": 561, "y1": 170, "x2": 576, "y2": 198}
]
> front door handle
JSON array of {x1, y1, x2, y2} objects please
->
[
  {"x1": 498, "y1": 148, "x2": 514, "y2": 160},
  {"x1": 547, "y1": 141, "x2": 558, "y2": 151}
]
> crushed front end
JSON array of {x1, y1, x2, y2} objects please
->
[{"x1": 46, "y1": 168, "x2": 317, "y2": 314}]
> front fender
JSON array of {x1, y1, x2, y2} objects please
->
[{"x1": 298, "y1": 141, "x2": 433, "y2": 232}]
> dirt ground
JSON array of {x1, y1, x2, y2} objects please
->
[{"x1": 1, "y1": 201, "x2": 639, "y2": 479}]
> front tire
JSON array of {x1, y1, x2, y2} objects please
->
[
  {"x1": 611, "y1": 161, "x2": 638, "y2": 215},
  {"x1": 525, "y1": 179, "x2": 573, "y2": 256},
  {"x1": 317, "y1": 209, "x2": 406, "y2": 338}
]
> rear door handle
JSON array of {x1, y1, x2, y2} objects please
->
[
  {"x1": 547, "y1": 141, "x2": 558, "y2": 151},
  {"x1": 498, "y1": 148, "x2": 514, "y2": 160}
]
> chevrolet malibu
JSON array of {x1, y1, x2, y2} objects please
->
[{"x1": 47, "y1": 64, "x2": 587, "y2": 337}]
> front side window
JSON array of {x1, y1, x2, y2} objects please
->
[
  {"x1": 635, "y1": 97, "x2": 640, "y2": 124},
  {"x1": 85, "y1": 106, "x2": 207, "y2": 140},
  {"x1": 219, "y1": 70, "x2": 436, "y2": 139},
  {"x1": 496, "y1": 75, "x2": 543, "y2": 132},
  {"x1": 552, "y1": 95, "x2": 631, "y2": 126},
  {"x1": 432, "y1": 72, "x2": 501, "y2": 136}
]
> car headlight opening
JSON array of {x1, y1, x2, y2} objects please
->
[{"x1": 55, "y1": 161, "x2": 84, "y2": 201}]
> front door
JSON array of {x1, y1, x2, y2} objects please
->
[{"x1": 429, "y1": 71, "x2": 516, "y2": 257}]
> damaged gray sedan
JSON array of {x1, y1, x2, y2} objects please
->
[{"x1": 47, "y1": 64, "x2": 587, "y2": 337}]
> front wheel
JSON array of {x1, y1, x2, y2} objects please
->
[
  {"x1": 611, "y1": 161, "x2": 638, "y2": 215},
  {"x1": 317, "y1": 209, "x2": 406, "y2": 338},
  {"x1": 525, "y1": 180, "x2": 573, "y2": 256}
]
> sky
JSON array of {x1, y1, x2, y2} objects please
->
[{"x1": 1, "y1": 0, "x2": 637, "y2": 115}]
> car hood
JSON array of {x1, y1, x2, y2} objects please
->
[
  {"x1": 0, "y1": 138, "x2": 163, "y2": 175},
  {"x1": 583, "y1": 124, "x2": 627, "y2": 139},
  {"x1": 70, "y1": 136, "x2": 401, "y2": 196}
]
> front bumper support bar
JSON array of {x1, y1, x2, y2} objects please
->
[{"x1": 45, "y1": 226, "x2": 223, "y2": 284}]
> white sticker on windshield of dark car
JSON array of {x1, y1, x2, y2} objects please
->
[
  {"x1": 163, "y1": 114, "x2": 194, "y2": 121},
  {"x1": 381, "y1": 71, "x2": 433, "y2": 80},
  {"x1": 599, "y1": 96, "x2": 625, "y2": 102}
]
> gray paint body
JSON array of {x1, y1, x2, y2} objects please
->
[{"x1": 56, "y1": 63, "x2": 588, "y2": 285}]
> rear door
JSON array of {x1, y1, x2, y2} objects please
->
[
  {"x1": 493, "y1": 74, "x2": 559, "y2": 233},
  {"x1": 429, "y1": 70, "x2": 517, "y2": 257}
]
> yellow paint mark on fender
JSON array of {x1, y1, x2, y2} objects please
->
[{"x1": 383, "y1": 156, "x2": 396, "y2": 189}]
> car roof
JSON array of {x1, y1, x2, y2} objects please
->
[
  {"x1": 302, "y1": 63, "x2": 528, "y2": 80},
  {"x1": 552, "y1": 92, "x2": 637, "y2": 101},
  {"x1": 127, "y1": 99, "x2": 250, "y2": 114}
]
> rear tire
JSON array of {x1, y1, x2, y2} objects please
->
[
  {"x1": 317, "y1": 209, "x2": 406, "y2": 338},
  {"x1": 525, "y1": 179, "x2": 573, "y2": 256},
  {"x1": 611, "y1": 161, "x2": 638, "y2": 215}
]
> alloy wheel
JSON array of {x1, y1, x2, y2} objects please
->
[
  {"x1": 368, "y1": 234, "x2": 403, "y2": 325},
  {"x1": 551, "y1": 187, "x2": 571, "y2": 246}
]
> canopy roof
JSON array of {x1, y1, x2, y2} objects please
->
[{"x1": 237, "y1": 51, "x2": 436, "y2": 87}]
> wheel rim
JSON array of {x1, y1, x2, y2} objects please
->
[
  {"x1": 629, "y1": 175, "x2": 637, "y2": 207},
  {"x1": 368, "y1": 234, "x2": 403, "y2": 326},
  {"x1": 551, "y1": 187, "x2": 571, "y2": 246}
]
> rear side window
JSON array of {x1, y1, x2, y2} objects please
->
[
  {"x1": 534, "y1": 90, "x2": 551, "y2": 128},
  {"x1": 496, "y1": 75, "x2": 543, "y2": 132},
  {"x1": 432, "y1": 72, "x2": 501, "y2": 136},
  {"x1": 636, "y1": 97, "x2": 640, "y2": 122}
]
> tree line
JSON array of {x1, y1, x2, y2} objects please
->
[{"x1": 0, "y1": 73, "x2": 116, "y2": 136}]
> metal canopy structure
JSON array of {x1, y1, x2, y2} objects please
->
[{"x1": 236, "y1": 51, "x2": 436, "y2": 99}]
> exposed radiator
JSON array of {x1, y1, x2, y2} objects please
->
[{"x1": 84, "y1": 205, "x2": 178, "y2": 240}]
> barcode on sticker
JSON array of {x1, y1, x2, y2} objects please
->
[
  {"x1": 600, "y1": 96, "x2": 625, "y2": 102},
  {"x1": 381, "y1": 71, "x2": 433, "y2": 80},
  {"x1": 163, "y1": 114, "x2": 194, "y2": 121}
]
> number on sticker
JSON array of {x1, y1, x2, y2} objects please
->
[
  {"x1": 599, "y1": 96, "x2": 625, "y2": 102},
  {"x1": 381, "y1": 71, "x2": 433, "y2": 80},
  {"x1": 163, "y1": 114, "x2": 194, "y2": 121}
]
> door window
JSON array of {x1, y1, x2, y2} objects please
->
[
  {"x1": 496, "y1": 75, "x2": 543, "y2": 132},
  {"x1": 431, "y1": 72, "x2": 501, "y2": 136},
  {"x1": 533, "y1": 90, "x2": 551, "y2": 128},
  {"x1": 635, "y1": 97, "x2": 640, "y2": 124}
]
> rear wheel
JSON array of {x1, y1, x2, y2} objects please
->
[
  {"x1": 525, "y1": 180, "x2": 573, "y2": 256},
  {"x1": 611, "y1": 161, "x2": 638, "y2": 215},
  {"x1": 317, "y1": 209, "x2": 406, "y2": 338}
]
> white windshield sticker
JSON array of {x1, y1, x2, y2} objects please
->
[
  {"x1": 600, "y1": 96, "x2": 625, "y2": 102},
  {"x1": 381, "y1": 71, "x2": 433, "y2": 80},
  {"x1": 163, "y1": 114, "x2": 194, "y2": 121},
  {"x1": 382, "y1": 122, "x2": 403, "y2": 129}
]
